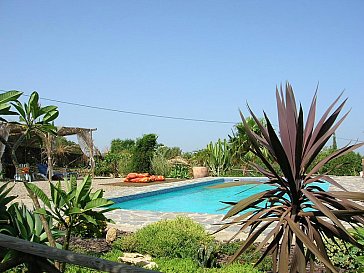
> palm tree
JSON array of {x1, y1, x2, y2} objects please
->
[{"x1": 229, "y1": 116, "x2": 269, "y2": 174}]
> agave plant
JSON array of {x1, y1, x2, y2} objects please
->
[{"x1": 217, "y1": 83, "x2": 364, "y2": 273}]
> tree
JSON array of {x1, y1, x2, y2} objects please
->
[
  {"x1": 11, "y1": 91, "x2": 59, "y2": 168},
  {"x1": 110, "y1": 138, "x2": 135, "y2": 153},
  {"x1": 229, "y1": 117, "x2": 269, "y2": 174},
  {"x1": 11, "y1": 91, "x2": 59, "y2": 256},
  {"x1": 131, "y1": 134, "x2": 158, "y2": 173}
]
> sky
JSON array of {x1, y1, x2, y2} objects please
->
[{"x1": 1, "y1": 1, "x2": 363, "y2": 154}]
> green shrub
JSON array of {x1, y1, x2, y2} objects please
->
[
  {"x1": 117, "y1": 151, "x2": 134, "y2": 176},
  {"x1": 94, "y1": 157, "x2": 112, "y2": 176},
  {"x1": 169, "y1": 163, "x2": 190, "y2": 179},
  {"x1": 131, "y1": 134, "x2": 158, "y2": 173},
  {"x1": 326, "y1": 239, "x2": 364, "y2": 272},
  {"x1": 72, "y1": 219, "x2": 107, "y2": 238},
  {"x1": 114, "y1": 216, "x2": 213, "y2": 259},
  {"x1": 218, "y1": 241, "x2": 272, "y2": 272},
  {"x1": 325, "y1": 228, "x2": 364, "y2": 272},
  {"x1": 309, "y1": 148, "x2": 362, "y2": 176}
]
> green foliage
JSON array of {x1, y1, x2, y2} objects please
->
[
  {"x1": 223, "y1": 83, "x2": 364, "y2": 273},
  {"x1": 154, "y1": 258, "x2": 201, "y2": 273},
  {"x1": 131, "y1": 134, "x2": 158, "y2": 173},
  {"x1": 191, "y1": 149, "x2": 209, "y2": 166},
  {"x1": 72, "y1": 219, "x2": 107, "y2": 239},
  {"x1": 10, "y1": 91, "x2": 59, "y2": 167},
  {"x1": 326, "y1": 238, "x2": 364, "y2": 272},
  {"x1": 110, "y1": 138, "x2": 135, "y2": 153},
  {"x1": 325, "y1": 227, "x2": 364, "y2": 272},
  {"x1": 151, "y1": 146, "x2": 172, "y2": 176},
  {"x1": 114, "y1": 216, "x2": 213, "y2": 259},
  {"x1": 0, "y1": 90, "x2": 22, "y2": 121},
  {"x1": 0, "y1": 183, "x2": 17, "y2": 235},
  {"x1": 169, "y1": 164, "x2": 190, "y2": 179},
  {"x1": 196, "y1": 243, "x2": 218, "y2": 268},
  {"x1": 218, "y1": 241, "x2": 272, "y2": 272},
  {"x1": 27, "y1": 175, "x2": 115, "y2": 250},
  {"x1": 12, "y1": 91, "x2": 59, "y2": 134},
  {"x1": 229, "y1": 117, "x2": 266, "y2": 165},
  {"x1": 103, "y1": 152, "x2": 122, "y2": 177},
  {"x1": 7, "y1": 203, "x2": 62, "y2": 244},
  {"x1": 94, "y1": 157, "x2": 113, "y2": 176},
  {"x1": 309, "y1": 148, "x2": 362, "y2": 176},
  {"x1": 117, "y1": 151, "x2": 134, "y2": 176},
  {"x1": 154, "y1": 258, "x2": 262, "y2": 273},
  {"x1": 206, "y1": 139, "x2": 232, "y2": 176},
  {"x1": 157, "y1": 146, "x2": 182, "y2": 159}
]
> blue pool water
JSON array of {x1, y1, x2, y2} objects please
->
[{"x1": 111, "y1": 178, "x2": 330, "y2": 214}]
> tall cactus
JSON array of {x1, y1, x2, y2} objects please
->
[{"x1": 206, "y1": 139, "x2": 231, "y2": 176}]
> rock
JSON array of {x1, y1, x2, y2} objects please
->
[
  {"x1": 119, "y1": 253, "x2": 157, "y2": 269},
  {"x1": 106, "y1": 227, "x2": 117, "y2": 243},
  {"x1": 144, "y1": 261, "x2": 158, "y2": 269}
]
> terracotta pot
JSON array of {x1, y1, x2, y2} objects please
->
[{"x1": 192, "y1": 166, "x2": 209, "y2": 179}]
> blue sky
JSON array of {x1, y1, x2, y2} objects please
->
[{"x1": 1, "y1": 1, "x2": 363, "y2": 153}]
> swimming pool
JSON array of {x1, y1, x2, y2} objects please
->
[{"x1": 111, "y1": 178, "x2": 330, "y2": 214}]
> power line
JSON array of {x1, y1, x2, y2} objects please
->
[
  {"x1": 1, "y1": 89, "x2": 363, "y2": 143},
  {"x1": 0, "y1": 90, "x2": 237, "y2": 125}
]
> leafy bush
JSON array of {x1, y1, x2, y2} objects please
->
[
  {"x1": 114, "y1": 216, "x2": 213, "y2": 259},
  {"x1": 94, "y1": 157, "x2": 113, "y2": 176},
  {"x1": 218, "y1": 241, "x2": 272, "y2": 272},
  {"x1": 72, "y1": 219, "x2": 107, "y2": 238},
  {"x1": 169, "y1": 163, "x2": 190, "y2": 179},
  {"x1": 196, "y1": 243, "x2": 218, "y2": 268},
  {"x1": 117, "y1": 151, "x2": 134, "y2": 176},
  {"x1": 326, "y1": 228, "x2": 364, "y2": 272},
  {"x1": 131, "y1": 134, "x2": 158, "y2": 173},
  {"x1": 28, "y1": 175, "x2": 115, "y2": 250}
]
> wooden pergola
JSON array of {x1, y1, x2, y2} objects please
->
[{"x1": 0, "y1": 122, "x2": 98, "y2": 179}]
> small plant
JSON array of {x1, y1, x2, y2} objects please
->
[
  {"x1": 169, "y1": 163, "x2": 190, "y2": 179},
  {"x1": 326, "y1": 237, "x2": 364, "y2": 272},
  {"x1": 27, "y1": 175, "x2": 115, "y2": 250},
  {"x1": 115, "y1": 216, "x2": 213, "y2": 259},
  {"x1": 196, "y1": 243, "x2": 218, "y2": 268}
]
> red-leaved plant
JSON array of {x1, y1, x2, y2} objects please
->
[{"x1": 217, "y1": 83, "x2": 364, "y2": 273}]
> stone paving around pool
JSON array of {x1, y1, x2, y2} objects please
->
[{"x1": 104, "y1": 176, "x2": 364, "y2": 241}]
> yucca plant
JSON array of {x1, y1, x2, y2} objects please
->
[{"x1": 217, "y1": 83, "x2": 364, "y2": 273}]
